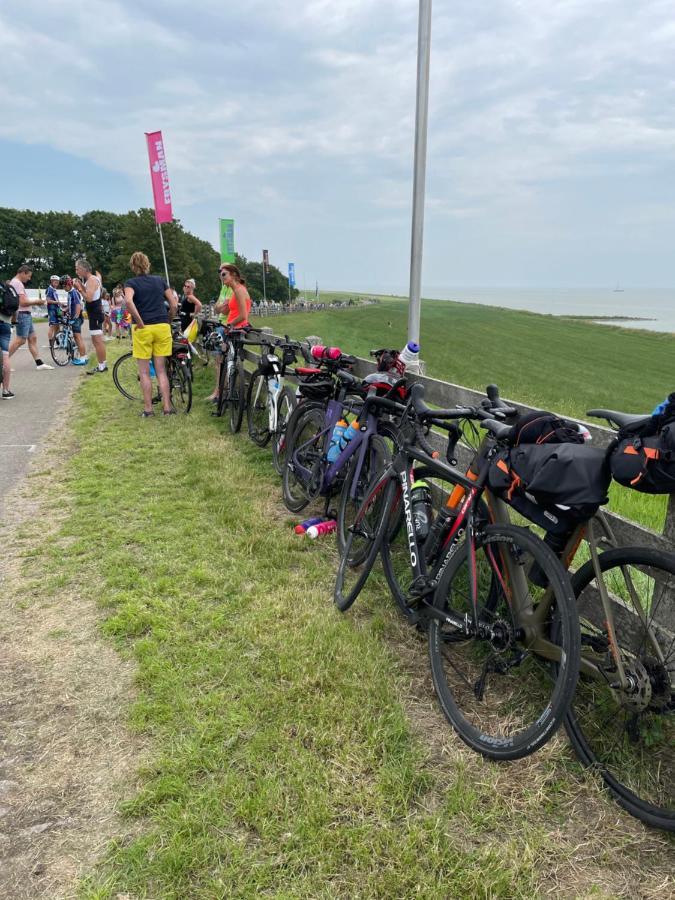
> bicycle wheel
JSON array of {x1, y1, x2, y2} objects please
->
[
  {"x1": 335, "y1": 474, "x2": 395, "y2": 612},
  {"x1": 282, "y1": 405, "x2": 326, "y2": 512},
  {"x1": 170, "y1": 361, "x2": 192, "y2": 413},
  {"x1": 567, "y1": 547, "x2": 674, "y2": 831},
  {"x1": 215, "y1": 360, "x2": 229, "y2": 418},
  {"x1": 428, "y1": 523, "x2": 580, "y2": 760},
  {"x1": 51, "y1": 332, "x2": 73, "y2": 367},
  {"x1": 247, "y1": 368, "x2": 272, "y2": 447},
  {"x1": 229, "y1": 362, "x2": 246, "y2": 434},
  {"x1": 271, "y1": 387, "x2": 297, "y2": 475},
  {"x1": 336, "y1": 424, "x2": 399, "y2": 560},
  {"x1": 112, "y1": 351, "x2": 142, "y2": 400}
]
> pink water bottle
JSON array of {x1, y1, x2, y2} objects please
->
[
  {"x1": 306, "y1": 519, "x2": 337, "y2": 539},
  {"x1": 311, "y1": 345, "x2": 342, "y2": 361},
  {"x1": 294, "y1": 516, "x2": 325, "y2": 534}
]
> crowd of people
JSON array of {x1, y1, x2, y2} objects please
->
[{"x1": 0, "y1": 254, "x2": 251, "y2": 416}]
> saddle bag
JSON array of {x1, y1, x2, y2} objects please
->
[{"x1": 610, "y1": 423, "x2": 675, "y2": 494}]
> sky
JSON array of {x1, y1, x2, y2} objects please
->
[{"x1": 2, "y1": 0, "x2": 675, "y2": 292}]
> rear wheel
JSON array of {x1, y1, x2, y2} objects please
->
[
  {"x1": 428, "y1": 524, "x2": 580, "y2": 760},
  {"x1": 567, "y1": 547, "x2": 675, "y2": 831},
  {"x1": 51, "y1": 331, "x2": 73, "y2": 367},
  {"x1": 271, "y1": 387, "x2": 298, "y2": 475},
  {"x1": 282, "y1": 405, "x2": 326, "y2": 512},
  {"x1": 247, "y1": 369, "x2": 272, "y2": 447},
  {"x1": 169, "y1": 361, "x2": 192, "y2": 413},
  {"x1": 229, "y1": 362, "x2": 246, "y2": 433},
  {"x1": 113, "y1": 351, "x2": 142, "y2": 400}
]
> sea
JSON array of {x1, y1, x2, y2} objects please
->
[{"x1": 369, "y1": 286, "x2": 675, "y2": 335}]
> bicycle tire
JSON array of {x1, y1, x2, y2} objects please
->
[
  {"x1": 229, "y1": 362, "x2": 246, "y2": 434},
  {"x1": 334, "y1": 475, "x2": 396, "y2": 612},
  {"x1": 215, "y1": 359, "x2": 229, "y2": 418},
  {"x1": 282, "y1": 405, "x2": 326, "y2": 512},
  {"x1": 246, "y1": 368, "x2": 272, "y2": 447},
  {"x1": 567, "y1": 546, "x2": 674, "y2": 831},
  {"x1": 50, "y1": 332, "x2": 73, "y2": 367},
  {"x1": 170, "y1": 361, "x2": 193, "y2": 414},
  {"x1": 271, "y1": 387, "x2": 297, "y2": 475},
  {"x1": 112, "y1": 351, "x2": 141, "y2": 400},
  {"x1": 428, "y1": 523, "x2": 580, "y2": 760},
  {"x1": 336, "y1": 424, "x2": 400, "y2": 560}
]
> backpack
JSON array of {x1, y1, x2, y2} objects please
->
[{"x1": 0, "y1": 281, "x2": 20, "y2": 319}]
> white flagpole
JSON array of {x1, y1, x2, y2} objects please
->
[{"x1": 157, "y1": 223, "x2": 170, "y2": 285}]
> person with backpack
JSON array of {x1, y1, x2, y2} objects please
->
[
  {"x1": 7, "y1": 264, "x2": 53, "y2": 372},
  {"x1": 0, "y1": 280, "x2": 18, "y2": 398}
]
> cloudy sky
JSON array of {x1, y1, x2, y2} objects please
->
[{"x1": 2, "y1": 0, "x2": 675, "y2": 291}]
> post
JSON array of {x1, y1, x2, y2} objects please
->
[
  {"x1": 407, "y1": 0, "x2": 432, "y2": 349},
  {"x1": 157, "y1": 223, "x2": 170, "y2": 285},
  {"x1": 262, "y1": 263, "x2": 267, "y2": 303}
]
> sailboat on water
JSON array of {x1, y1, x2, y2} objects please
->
[{"x1": 613, "y1": 283, "x2": 624, "y2": 292}]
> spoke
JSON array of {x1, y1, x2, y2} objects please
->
[{"x1": 440, "y1": 642, "x2": 475, "y2": 693}]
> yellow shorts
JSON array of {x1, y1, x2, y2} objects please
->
[{"x1": 132, "y1": 323, "x2": 172, "y2": 359}]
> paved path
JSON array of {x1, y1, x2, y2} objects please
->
[{"x1": 0, "y1": 322, "x2": 82, "y2": 516}]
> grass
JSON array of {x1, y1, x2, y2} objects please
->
[
  {"x1": 267, "y1": 293, "x2": 675, "y2": 532},
  {"x1": 10, "y1": 335, "x2": 672, "y2": 897}
]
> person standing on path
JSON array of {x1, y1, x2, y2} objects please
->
[
  {"x1": 7, "y1": 265, "x2": 53, "y2": 371},
  {"x1": 62, "y1": 276, "x2": 87, "y2": 365},
  {"x1": 46, "y1": 275, "x2": 62, "y2": 348},
  {"x1": 123, "y1": 251, "x2": 177, "y2": 417},
  {"x1": 73, "y1": 259, "x2": 107, "y2": 375}
]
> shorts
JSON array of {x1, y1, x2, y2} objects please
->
[
  {"x1": 15, "y1": 312, "x2": 34, "y2": 338},
  {"x1": 132, "y1": 322, "x2": 172, "y2": 359},
  {"x1": 0, "y1": 321, "x2": 11, "y2": 353},
  {"x1": 86, "y1": 300, "x2": 104, "y2": 335},
  {"x1": 70, "y1": 318, "x2": 82, "y2": 334},
  {"x1": 47, "y1": 304, "x2": 60, "y2": 326}
]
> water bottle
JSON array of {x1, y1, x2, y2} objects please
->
[
  {"x1": 294, "y1": 516, "x2": 325, "y2": 534},
  {"x1": 423, "y1": 506, "x2": 456, "y2": 565},
  {"x1": 410, "y1": 480, "x2": 433, "y2": 541},
  {"x1": 327, "y1": 418, "x2": 349, "y2": 463},
  {"x1": 399, "y1": 341, "x2": 420, "y2": 370},
  {"x1": 306, "y1": 519, "x2": 337, "y2": 539},
  {"x1": 149, "y1": 360, "x2": 156, "y2": 377},
  {"x1": 311, "y1": 345, "x2": 342, "y2": 361},
  {"x1": 343, "y1": 421, "x2": 359, "y2": 444}
]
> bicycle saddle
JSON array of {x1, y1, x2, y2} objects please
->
[{"x1": 586, "y1": 409, "x2": 651, "y2": 430}]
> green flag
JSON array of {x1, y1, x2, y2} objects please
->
[{"x1": 219, "y1": 218, "x2": 235, "y2": 263}]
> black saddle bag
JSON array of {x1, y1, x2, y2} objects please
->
[{"x1": 610, "y1": 423, "x2": 675, "y2": 494}]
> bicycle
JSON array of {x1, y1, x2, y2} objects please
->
[
  {"x1": 246, "y1": 335, "x2": 309, "y2": 474},
  {"x1": 209, "y1": 327, "x2": 263, "y2": 432},
  {"x1": 334, "y1": 383, "x2": 581, "y2": 762},
  {"x1": 50, "y1": 317, "x2": 81, "y2": 367},
  {"x1": 112, "y1": 329, "x2": 193, "y2": 413}
]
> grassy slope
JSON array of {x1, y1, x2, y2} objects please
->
[{"x1": 269, "y1": 295, "x2": 674, "y2": 530}]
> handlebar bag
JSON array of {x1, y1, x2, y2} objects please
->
[
  {"x1": 489, "y1": 443, "x2": 610, "y2": 533},
  {"x1": 610, "y1": 424, "x2": 675, "y2": 493},
  {"x1": 507, "y1": 410, "x2": 585, "y2": 446}
]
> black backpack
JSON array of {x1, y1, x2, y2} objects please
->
[{"x1": 0, "y1": 281, "x2": 19, "y2": 319}]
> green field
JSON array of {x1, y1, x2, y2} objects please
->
[{"x1": 266, "y1": 292, "x2": 674, "y2": 532}]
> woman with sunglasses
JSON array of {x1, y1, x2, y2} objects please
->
[
  {"x1": 179, "y1": 278, "x2": 202, "y2": 333},
  {"x1": 206, "y1": 264, "x2": 252, "y2": 402}
]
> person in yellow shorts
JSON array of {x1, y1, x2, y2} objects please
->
[{"x1": 123, "y1": 251, "x2": 178, "y2": 417}]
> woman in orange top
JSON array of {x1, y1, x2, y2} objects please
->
[{"x1": 207, "y1": 264, "x2": 252, "y2": 401}]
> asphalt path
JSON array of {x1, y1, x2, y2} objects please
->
[{"x1": 0, "y1": 322, "x2": 82, "y2": 517}]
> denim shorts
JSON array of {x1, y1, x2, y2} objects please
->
[
  {"x1": 0, "y1": 321, "x2": 11, "y2": 353},
  {"x1": 47, "y1": 304, "x2": 61, "y2": 326},
  {"x1": 70, "y1": 317, "x2": 82, "y2": 334},
  {"x1": 15, "y1": 312, "x2": 34, "y2": 338}
]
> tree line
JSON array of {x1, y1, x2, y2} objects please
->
[{"x1": 0, "y1": 207, "x2": 299, "y2": 303}]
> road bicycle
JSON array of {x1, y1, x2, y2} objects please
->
[
  {"x1": 213, "y1": 327, "x2": 265, "y2": 433},
  {"x1": 246, "y1": 335, "x2": 310, "y2": 474},
  {"x1": 50, "y1": 318, "x2": 81, "y2": 366},
  {"x1": 379, "y1": 388, "x2": 674, "y2": 828},
  {"x1": 334, "y1": 383, "x2": 581, "y2": 762},
  {"x1": 112, "y1": 329, "x2": 193, "y2": 413}
]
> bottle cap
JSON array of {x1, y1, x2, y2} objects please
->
[{"x1": 406, "y1": 341, "x2": 420, "y2": 354}]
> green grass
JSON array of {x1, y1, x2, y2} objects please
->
[{"x1": 269, "y1": 294, "x2": 674, "y2": 532}]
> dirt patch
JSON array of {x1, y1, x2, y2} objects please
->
[{"x1": 0, "y1": 417, "x2": 144, "y2": 899}]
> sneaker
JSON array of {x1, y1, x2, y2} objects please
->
[
  {"x1": 163, "y1": 409, "x2": 177, "y2": 416},
  {"x1": 72, "y1": 357, "x2": 88, "y2": 366},
  {"x1": 2, "y1": 390, "x2": 15, "y2": 399},
  {"x1": 140, "y1": 410, "x2": 155, "y2": 418},
  {"x1": 36, "y1": 362, "x2": 54, "y2": 370},
  {"x1": 86, "y1": 365, "x2": 109, "y2": 375}
]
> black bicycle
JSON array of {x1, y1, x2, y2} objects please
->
[
  {"x1": 334, "y1": 383, "x2": 581, "y2": 761},
  {"x1": 112, "y1": 338, "x2": 193, "y2": 413},
  {"x1": 213, "y1": 327, "x2": 264, "y2": 433}
]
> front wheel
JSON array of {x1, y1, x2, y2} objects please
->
[
  {"x1": 282, "y1": 405, "x2": 326, "y2": 512},
  {"x1": 567, "y1": 546, "x2": 675, "y2": 831},
  {"x1": 229, "y1": 362, "x2": 246, "y2": 433},
  {"x1": 246, "y1": 369, "x2": 272, "y2": 447},
  {"x1": 271, "y1": 387, "x2": 297, "y2": 475},
  {"x1": 428, "y1": 523, "x2": 580, "y2": 761},
  {"x1": 51, "y1": 332, "x2": 74, "y2": 367}
]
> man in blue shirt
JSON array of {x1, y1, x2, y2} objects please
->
[
  {"x1": 63, "y1": 276, "x2": 87, "y2": 365},
  {"x1": 46, "y1": 274, "x2": 62, "y2": 347}
]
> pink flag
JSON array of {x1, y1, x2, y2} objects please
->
[{"x1": 145, "y1": 130, "x2": 173, "y2": 224}]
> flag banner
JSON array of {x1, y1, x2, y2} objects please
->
[
  {"x1": 263, "y1": 249, "x2": 269, "y2": 274},
  {"x1": 145, "y1": 131, "x2": 173, "y2": 224},
  {"x1": 219, "y1": 218, "x2": 235, "y2": 263},
  {"x1": 288, "y1": 263, "x2": 295, "y2": 287}
]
